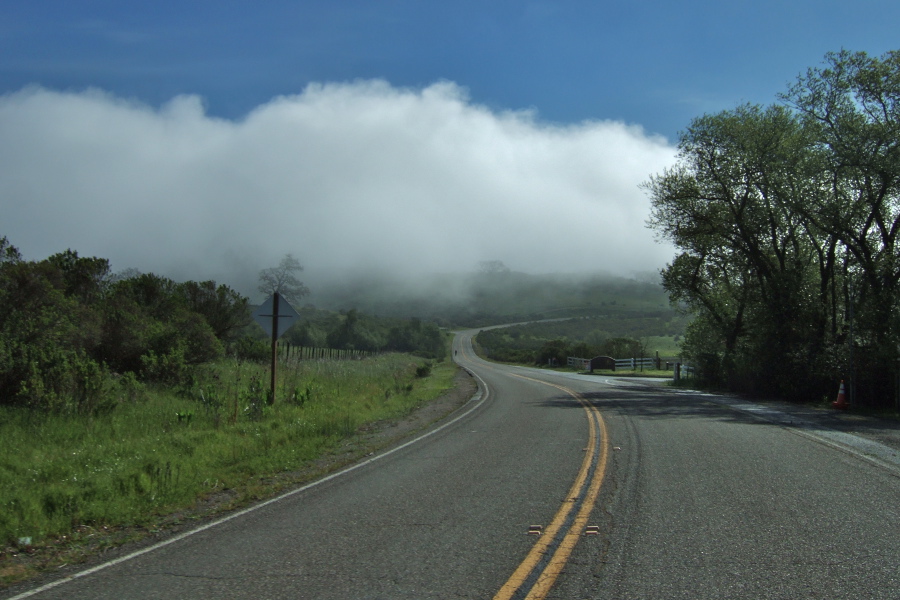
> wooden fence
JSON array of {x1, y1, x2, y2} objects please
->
[
  {"x1": 566, "y1": 353, "x2": 679, "y2": 372},
  {"x1": 278, "y1": 342, "x2": 375, "y2": 361},
  {"x1": 567, "y1": 357, "x2": 592, "y2": 369},
  {"x1": 614, "y1": 357, "x2": 657, "y2": 370}
]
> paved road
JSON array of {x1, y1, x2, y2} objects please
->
[
  {"x1": 6, "y1": 331, "x2": 900, "y2": 599},
  {"x1": 514, "y1": 371, "x2": 900, "y2": 599}
]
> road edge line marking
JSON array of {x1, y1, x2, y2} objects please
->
[{"x1": 6, "y1": 365, "x2": 492, "y2": 600}]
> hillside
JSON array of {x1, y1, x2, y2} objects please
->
[{"x1": 304, "y1": 270, "x2": 679, "y2": 328}]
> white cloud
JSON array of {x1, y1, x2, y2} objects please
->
[{"x1": 0, "y1": 81, "x2": 676, "y2": 296}]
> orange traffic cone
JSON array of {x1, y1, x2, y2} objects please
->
[{"x1": 832, "y1": 380, "x2": 848, "y2": 409}]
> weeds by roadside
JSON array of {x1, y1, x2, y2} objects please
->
[{"x1": 0, "y1": 353, "x2": 457, "y2": 587}]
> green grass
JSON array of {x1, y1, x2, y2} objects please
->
[
  {"x1": 641, "y1": 335, "x2": 682, "y2": 357},
  {"x1": 0, "y1": 354, "x2": 457, "y2": 563}
]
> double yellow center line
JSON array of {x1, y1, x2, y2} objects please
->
[{"x1": 493, "y1": 376, "x2": 609, "y2": 600}]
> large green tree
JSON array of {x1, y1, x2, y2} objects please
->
[
  {"x1": 646, "y1": 49, "x2": 900, "y2": 406},
  {"x1": 647, "y1": 104, "x2": 828, "y2": 395},
  {"x1": 783, "y1": 49, "x2": 900, "y2": 400},
  {"x1": 179, "y1": 280, "x2": 250, "y2": 341}
]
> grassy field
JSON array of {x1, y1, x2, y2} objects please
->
[
  {"x1": 0, "y1": 353, "x2": 458, "y2": 584},
  {"x1": 640, "y1": 335, "x2": 682, "y2": 357}
]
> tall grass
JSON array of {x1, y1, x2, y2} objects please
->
[{"x1": 0, "y1": 354, "x2": 456, "y2": 552}]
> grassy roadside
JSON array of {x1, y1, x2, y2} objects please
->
[{"x1": 0, "y1": 354, "x2": 460, "y2": 587}]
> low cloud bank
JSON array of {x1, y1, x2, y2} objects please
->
[{"x1": 0, "y1": 81, "x2": 676, "y2": 299}]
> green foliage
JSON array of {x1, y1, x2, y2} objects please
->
[
  {"x1": 0, "y1": 256, "x2": 107, "y2": 411},
  {"x1": 645, "y1": 49, "x2": 900, "y2": 405},
  {"x1": 140, "y1": 346, "x2": 191, "y2": 386},
  {"x1": 45, "y1": 249, "x2": 112, "y2": 304},
  {"x1": 118, "y1": 371, "x2": 146, "y2": 403},
  {"x1": 100, "y1": 274, "x2": 227, "y2": 375},
  {"x1": 0, "y1": 236, "x2": 22, "y2": 264},
  {"x1": 231, "y1": 336, "x2": 270, "y2": 362},
  {"x1": 384, "y1": 318, "x2": 447, "y2": 359},
  {"x1": 284, "y1": 319, "x2": 328, "y2": 348},
  {"x1": 288, "y1": 385, "x2": 313, "y2": 407},
  {"x1": 277, "y1": 305, "x2": 447, "y2": 360},
  {"x1": 0, "y1": 241, "x2": 244, "y2": 411},
  {"x1": 0, "y1": 354, "x2": 454, "y2": 548},
  {"x1": 325, "y1": 309, "x2": 383, "y2": 352},
  {"x1": 179, "y1": 280, "x2": 250, "y2": 341},
  {"x1": 415, "y1": 361, "x2": 433, "y2": 378},
  {"x1": 241, "y1": 374, "x2": 269, "y2": 418},
  {"x1": 535, "y1": 339, "x2": 570, "y2": 366},
  {"x1": 476, "y1": 312, "x2": 684, "y2": 365}
]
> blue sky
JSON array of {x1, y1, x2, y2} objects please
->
[
  {"x1": 1, "y1": 2, "x2": 898, "y2": 291},
  {"x1": 4, "y1": 1, "x2": 896, "y2": 140}
]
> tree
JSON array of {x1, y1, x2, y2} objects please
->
[
  {"x1": 478, "y1": 260, "x2": 511, "y2": 275},
  {"x1": 258, "y1": 254, "x2": 309, "y2": 305},
  {"x1": 645, "y1": 49, "x2": 900, "y2": 406},
  {"x1": 0, "y1": 256, "x2": 105, "y2": 410},
  {"x1": 99, "y1": 272, "x2": 223, "y2": 376},
  {"x1": 179, "y1": 280, "x2": 250, "y2": 341},
  {"x1": 46, "y1": 249, "x2": 113, "y2": 304},
  {"x1": 535, "y1": 339, "x2": 569, "y2": 366},
  {"x1": 326, "y1": 309, "x2": 383, "y2": 352},
  {"x1": 599, "y1": 337, "x2": 641, "y2": 359},
  {"x1": 782, "y1": 49, "x2": 900, "y2": 401},
  {"x1": 384, "y1": 318, "x2": 447, "y2": 359},
  {"x1": 0, "y1": 236, "x2": 22, "y2": 264},
  {"x1": 646, "y1": 103, "x2": 831, "y2": 396}
]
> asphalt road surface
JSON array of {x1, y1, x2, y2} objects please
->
[{"x1": 6, "y1": 330, "x2": 900, "y2": 599}]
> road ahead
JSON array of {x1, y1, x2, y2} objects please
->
[{"x1": 7, "y1": 331, "x2": 900, "y2": 599}]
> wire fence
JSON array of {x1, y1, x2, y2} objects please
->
[{"x1": 278, "y1": 342, "x2": 376, "y2": 361}]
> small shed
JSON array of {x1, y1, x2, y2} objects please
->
[{"x1": 589, "y1": 356, "x2": 616, "y2": 372}]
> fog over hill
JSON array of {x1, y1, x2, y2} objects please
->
[
  {"x1": 302, "y1": 268, "x2": 670, "y2": 326},
  {"x1": 1, "y1": 81, "x2": 677, "y2": 299}
]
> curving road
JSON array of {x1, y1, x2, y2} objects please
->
[{"x1": 6, "y1": 330, "x2": 900, "y2": 599}]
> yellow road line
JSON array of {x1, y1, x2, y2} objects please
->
[
  {"x1": 492, "y1": 397, "x2": 595, "y2": 599},
  {"x1": 525, "y1": 404, "x2": 608, "y2": 599},
  {"x1": 492, "y1": 376, "x2": 609, "y2": 600}
]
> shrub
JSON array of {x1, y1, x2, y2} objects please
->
[
  {"x1": 415, "y1": 362, "x2": 433, "y2": 378},
  {"x1": 231, "y1": 336, "x2": 270, "y2": 362}
]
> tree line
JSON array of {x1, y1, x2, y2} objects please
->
[
  {"x1": 0, "y1": 240, "x2": 446, "y2": 413},
  {"x1": 474, "y1": 313, "x2": 684, "y2": 366},
  {"x1": 645, "y1": 49, "x2": 900, "y2": 407}
]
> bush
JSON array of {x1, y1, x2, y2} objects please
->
[
  {"x1": 231, "y1": 336, "x2": 270, "y2": 362},
  {"x1": 140, "y1": 346, "x2": 191, "y2": 386},
  {"x1": 11, "y1": 345, "x2": 112, "y2": 414},
  {"x1": 415, "y1": 362, "x2": 433, "y2": 378}
]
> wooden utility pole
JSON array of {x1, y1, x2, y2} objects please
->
[
  {"x1": 251, "y1": 291, "x2": 299, "y2": 405},
  {"x1": 269, "y1": 292, "x2": 279, "y2": 403}
]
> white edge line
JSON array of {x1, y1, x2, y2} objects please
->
[
  {"x1": 7, "y1": 366, "x2": 491, "y2": 600},
  {"x1": 687, "y1": 393, "x2": 900, "y2": 476}
]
